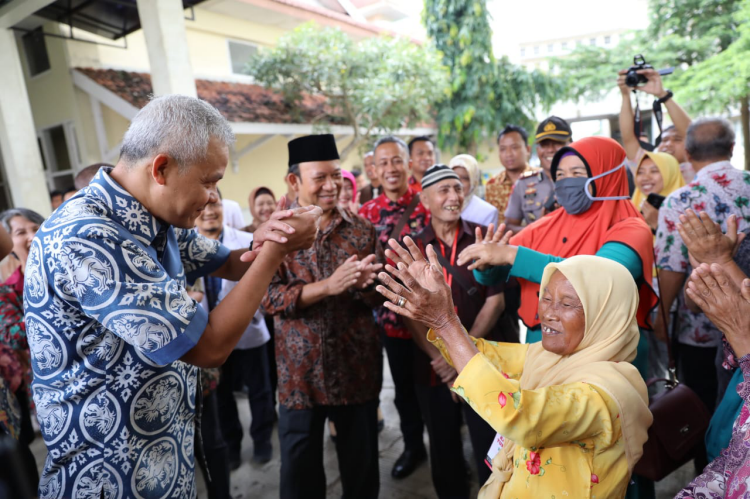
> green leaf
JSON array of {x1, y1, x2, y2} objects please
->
[{"x1": 512, "y1": 391, "x2": 521, "y2": 409}]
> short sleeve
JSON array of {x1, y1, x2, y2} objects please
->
[
  {"x1": 175, "y1": 228, "x2": 231, "y2": 283},
  {"x1": 51, "y1": 230, "x2": 208, "y2": 366},
  {"x1": 654, "y1": 192, "x2": 687, "y2": 272},
  {"x1": 504, "y1": 182, "x2": 524, "y2": 221}
]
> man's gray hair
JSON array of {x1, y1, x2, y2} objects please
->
[
  {"x1": 685, "y1": 117, "x2": 735, "y2": 162},
  {"x1": 119, "y1": 94, "x2": 235, "y2": 171},
  {"x1": 0, "y1": 208, "x2": 45, "y2": 232},
  {"x1": 374, "y1": 136, "x2": 409, "y2": 158}
]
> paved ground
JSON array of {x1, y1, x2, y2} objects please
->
[{"x1": 31, "y1": 360, "x2": 694, "y2": 498}]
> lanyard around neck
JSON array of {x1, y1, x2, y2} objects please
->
[{"x1": 436, "y1": 225, "x2": 461, "y2": 288}]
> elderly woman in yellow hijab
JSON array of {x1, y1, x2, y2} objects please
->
[
  {"x1": 632, "y1": 151, "x2": 685, "y2": 232},
  {"x1": 376, "y1": 238, "x2": 652, "y2": 498}
]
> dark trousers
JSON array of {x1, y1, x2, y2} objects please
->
[
  {"x1": 677, "y1": 343, "x2": 718, "y2": 471},
  {"x1": 278, "y1": 400, "x2": 379, "y2": 499},
  {"x1": 198, "y1": 390, "x2": 231, "y2": 499},
  {"x1": 382, "y1": 334, "x2": 425, "y2": 452},
  {"x1": 217, "y1": 346, "x2": 275, "y2": 458},
  {"x1": 415, "y1": 383, "x2": 469, "y2": 498}
]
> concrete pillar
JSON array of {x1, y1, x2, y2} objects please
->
[
  {"x1": 0, "y1": 29, "x2": 52, "y2": 216},
  {"x1": 136, "y1": 0, "x2": 197, "y2": 97}
]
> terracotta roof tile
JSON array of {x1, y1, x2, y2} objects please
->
[{"x1": 75, "y1": 67, "x2": 340, "y2": 125}]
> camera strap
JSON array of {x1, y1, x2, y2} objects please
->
[{"x1": 632, "y1": 90, "x2": 664, "y2": 152}]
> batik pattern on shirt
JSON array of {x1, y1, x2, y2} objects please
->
[
  {"x1": 655, "y1": 161, "x2": 750, "y2": 347},
  {"x1": 676, "y1": 354, "x2": 750, "y2": 498},
  {"x1": 359, "y1": 188, "x2": 430, "y2": 339},
  {"x1": 263, "y1": 207, "x2": 383, "y2": 410},
  {"x1": 484, "y1": 166, "x2": 532, "y2": 225},
  {"x1": 24, "y1": 168, "x2": 229, "y2": 499}
]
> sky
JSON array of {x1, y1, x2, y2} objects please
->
[{"x1": 487, "y1": 0, "x2": 650, "y2": 60}]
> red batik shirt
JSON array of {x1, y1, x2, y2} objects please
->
[
  {"x1": 359, "y1": 187, "x2": 431, "y2": 339},
  {"x1": 263, "y1": 207, "x2": 384, "y2": 410}
]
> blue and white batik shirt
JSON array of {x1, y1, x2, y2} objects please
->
[{"x1": 24, "y1": 168, "x2": 230, "y2": 499}]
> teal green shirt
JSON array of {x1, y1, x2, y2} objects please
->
[{"x1": 475, "y1": 242, "x2": 645, "y2": 357}]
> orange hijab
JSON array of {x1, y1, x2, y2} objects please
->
[{"x1": 512, "y1": 136, "x2": 657, "y2": 330}]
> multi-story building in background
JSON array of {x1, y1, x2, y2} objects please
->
[{"x1": 0, "y1": 0, "x2": 431, "y2": 220}]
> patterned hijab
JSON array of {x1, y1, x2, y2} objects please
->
[{"x1": 481, "y1": 256, "x2": 652, "y2": 497}]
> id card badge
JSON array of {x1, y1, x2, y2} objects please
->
[{"x1": 484, "y1": 433, "x2": 506, "y2": 470}]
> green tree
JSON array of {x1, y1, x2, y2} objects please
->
[
  {"x1": 556, "y1": 0, "x2": 750, "y2": 170},
  {"x1": 247, "y1": 23, "x2": 448, "y2": 159},
  {"x1": 423, "y1": 0, "x2": 562, "y2": 155}
]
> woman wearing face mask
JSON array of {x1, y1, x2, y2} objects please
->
[
  {"x1": 457, "y1": 137, "x2": 657, "y2": 361},
  {"x1": 631, "y1": 152, "x2": 685, "y2": 232}
]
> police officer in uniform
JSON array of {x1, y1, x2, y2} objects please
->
[{"x1": 504, "y1": 116, "x2": 572, "y2": 233}]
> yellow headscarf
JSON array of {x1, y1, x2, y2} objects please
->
[
  {"x1": 631, "y1": 151, "x2": 685, "y2": 209},
  {"x1": 480, "y1": 255, "x2": 653, "y2": 498}
]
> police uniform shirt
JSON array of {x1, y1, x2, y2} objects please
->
[{"x1": 504, "y1": 168, "x2": 555, "y2": 225}]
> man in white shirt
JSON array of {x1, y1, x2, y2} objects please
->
[{"x1": 196, "y1": 194, "x2": 275, "y2": 468}]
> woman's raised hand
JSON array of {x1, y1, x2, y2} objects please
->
[
  {"x1": 456, "y1": 223, "x2": 515, "y2": 271},
  {"x1": 377, "y1": 237, "x2": 459, "y2": 331},
  {"x1": 686, "y1": 263, "x2": 750, "y2": 358}
]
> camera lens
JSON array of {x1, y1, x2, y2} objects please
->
[{"x1": 625, "y1": 71, "x2": 639, "y2": 87}]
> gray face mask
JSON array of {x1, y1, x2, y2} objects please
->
[{"x1": 554, "y1": 162, "x2": 630, "y2": 215}]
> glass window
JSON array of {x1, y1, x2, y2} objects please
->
[
  {"x1": 228, "y1": 40, "x2": 258, "y2": 75},
  {"x1": 534, "y1": 46, "x2": 539, "y2": 55},
  {"x1": 604, "y1": 35, "x2": 611, "y2": 45},
  {"x1": 520, "y1": 47, "x2": 526, "y2": 57},
  {"x1": 547, "y1": 44, "x2": 553, "y2": 53},
  {"x1": 562, "y1": 41, "x2": 568, "y2": 50},
  {"x1": 22, "y1": 28, "x2": 51, "y2": 77},
  {"x1": 590, "y1": 38, "x2": 597, "y2": 46}
]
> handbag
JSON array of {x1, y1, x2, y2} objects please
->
[{"x1": 633, "y1": 261, "x2": 712, "y2": 481}]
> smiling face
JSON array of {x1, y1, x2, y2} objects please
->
[
  {"x1": 498, "y1": 131, "x2": 531, "y2": 172},
  {"x1": 195, "y1": 198, "x2": 223, "y2": 236},
  {"x1": 364, "y1": 153, "x2": 377, "y2": 182},
  {"x1": 539, "y1": 270, "x2": 586, "y2": 355},
  {"x1": 375, "y1": 142, "x2": 410, "y2": 198},
  {"x1": 9, "y1": 216, "x2": 40, "y2": 267},
  {"x1": 635, "y1": 157, "x2": 664, "y2": 196},
  {"x1": 289, "y1": 160, "x2": 342, "y2": 212},
  {"x1": 151, "y1": 136, "x2": 227, "y2": 229},
  {"x1": 537, "y1": 139, "x2": 568, "y2": 172},
  {"x1": 339, "y1": 178, "x2": 354, "y2": 208},
  {"x1": 409, "y1": 140, "x2": 436, "y2": 179},
  {"x1": 657, "y1": 128, "x2": 687, "y2": 163},
  {"x1": 422, "y1": 178, "x2": 464, "y2": 224},
  {"x1": 252, "y1": 193, "x2": 276, "y2": 225}
]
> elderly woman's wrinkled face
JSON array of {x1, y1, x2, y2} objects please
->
[{"x1": 539, "y1": 270, "x2": 586, "y2": 355}]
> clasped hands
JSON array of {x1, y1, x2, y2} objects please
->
[
  {"x1": 240, "y1": 196, "x2": 322, "y2": 262},
  {"x1": 678, "y1": 209, "x2": 750, "y2": 357}
]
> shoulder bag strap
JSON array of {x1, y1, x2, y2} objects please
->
[
  {"x1": 433, "y1": 250, "x2": 478, "y2": 296},
  {"x1": 389, "y1": 193, "x2": 421, "y2": 241},
  {"x1": 653, "y1": 247, "x2": 677, "y2": 380}
]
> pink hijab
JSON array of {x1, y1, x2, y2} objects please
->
[{"x1": 341, "y1": 170, "x2": 357, "y2": 200}]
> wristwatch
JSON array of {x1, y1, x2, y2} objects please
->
[{"x1": 657, "y1": 89, "x2": 673, "y2": 104}]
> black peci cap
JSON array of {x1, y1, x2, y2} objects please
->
[
  {"x1": 287, "y1": 134, "x2": 340, "y2": 168},
  {"x1": 535, "y1": 116, "x2": 572, "y2": 144}
]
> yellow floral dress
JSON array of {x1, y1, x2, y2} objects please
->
[{"x1": 429, "y1": 332, "x2": 629, "y2": 499}]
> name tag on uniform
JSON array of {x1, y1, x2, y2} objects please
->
[{"x1": 485, "y1": 433, "x2": 506, "y2": 470}]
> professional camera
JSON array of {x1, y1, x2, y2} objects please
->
[{"x1": 625, "y1": 54, "x2": 674, "y2": 87}]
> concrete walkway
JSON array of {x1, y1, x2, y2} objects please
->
[{"x1": 31, "y1": 360, "x2": 695, "y2": 498}]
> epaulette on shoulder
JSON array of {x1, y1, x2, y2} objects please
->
[{"x1": 520, "y1": 168, "x2": 542, "y2": 179}]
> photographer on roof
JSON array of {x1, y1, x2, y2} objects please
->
[{"x1": 617, "y1": 64, "x2": 695, "y2": 183}]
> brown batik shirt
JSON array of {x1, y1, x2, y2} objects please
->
[{"x1": 263, "y1": 206, "x2": 384, "y2": 410}]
